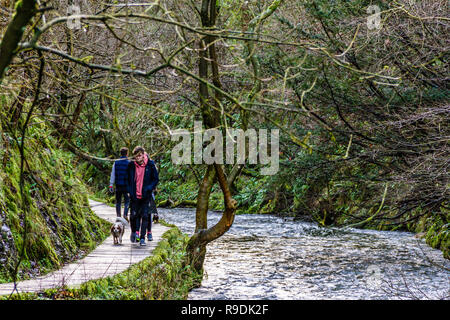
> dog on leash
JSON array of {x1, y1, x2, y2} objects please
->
[{"x1": 111, "y1": 217, "x2": 128, "y2": 245}]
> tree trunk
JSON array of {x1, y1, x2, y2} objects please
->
[
  {"x1": 186, "y1": 163, "x2": 237, "y2": 273},
  {"x1": 186, "y1": 165, "x2": 216, "y2": 272},
  {"x1": 0, "y1": 0, "x2": 37, "y2": 82},
  {"x1": 185, "y1": 0, "x2": 237, "y2": 273}
]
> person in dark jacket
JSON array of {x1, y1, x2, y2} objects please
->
[
  {"x1": 145, "y1": 159, "x2": 159, "y2": 241},
  {"x1": 146, "y1": 188, "x2": 159, "y2": 241},
  {"x1": 109, "y1": 147, "x2": 131, "y2": 219},
  {"x1": 127, "y1": 146, "x2": 159, "y2": 246}
]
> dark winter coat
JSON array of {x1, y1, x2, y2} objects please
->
[
  {"x1": 114, "y1": 157, "x2": 130, "y2": 187},
  {"x1": 127, "y1": 158, "x2": 159, "y2": 201}
]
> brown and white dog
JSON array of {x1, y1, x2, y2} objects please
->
[{"x1": 111, "y1": 217, "x2": 128, "y2": 245}]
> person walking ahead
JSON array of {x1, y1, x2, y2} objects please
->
[
  {"x1": 109, "y1": 147, "x2": 130, "y2": 219},
  {"x1": 127, "y1": 146, "x2": 159, "y2": 246}
]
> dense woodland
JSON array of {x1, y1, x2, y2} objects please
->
[{"x1": 0, "y1": 0, "x2": 448, "y2": 288}]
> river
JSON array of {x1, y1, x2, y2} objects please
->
[{"x1": 159, "y1": 207, "x2": 449, "y2": 300}]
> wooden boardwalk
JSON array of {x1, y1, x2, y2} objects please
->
[{"x1": 0, "y1": 199, "x2": 169, "y2": 296}]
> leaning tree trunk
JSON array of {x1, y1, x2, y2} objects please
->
[
  {"x1": 0, "y1": 0, "x2": 37, "y2": 82},
  {"x1": 185, "y1": 0, "x2": 237, "y2": 274},
  {"x1": 186, "y1": 163, "x2": 237, "y2": 272},
  {"x1": 185, "y1": 165, "x2": 216, "y2": 271},
  {"x1": 185, "y1": 0, "x2": 283, "y2": 274}
]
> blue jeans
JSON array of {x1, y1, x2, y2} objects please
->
[{"x1": 115, "y1": 185, "x2": 129, "y2": 217}]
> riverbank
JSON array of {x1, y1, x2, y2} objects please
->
[
  {"x1": 142, "y1": 173, "x2": 448, "y2": 260},
  {"x1": 3, "y1": 222, "x2": 201, "y2": 300},
  {"x1": 145, "y1": 183, "x2": 449, "y2": 260}
]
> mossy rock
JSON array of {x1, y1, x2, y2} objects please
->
[{"x1": 0, "y1": 120, "x2": 110, "y2": 283}]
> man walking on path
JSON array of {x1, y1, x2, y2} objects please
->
[
  {"x1": 146, "y1": 157, "x2": 159, "y2": 242},
  {"x1": 127, "y1": 146, "x2": 159, "y2": 246},
  {"x1": 109, "y1": 147, "x2": 131, "y2": 220},
  {"x1": 146, "y1": 190, "x2": 158, "y2": 241}
]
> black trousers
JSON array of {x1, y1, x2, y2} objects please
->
[
  {"x1": 130, "y1": 197, "x2": 150, "y2": 236},
  {"x1": 115, "y1": 185, "x2": 129, "y2": 217},
  {"x1": 146, "y1": 193, "x2": 158, "y2": 232}
]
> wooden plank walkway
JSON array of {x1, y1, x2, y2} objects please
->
[{"x1": 0, "y1": 199, "x2": 169, "y2": 296}]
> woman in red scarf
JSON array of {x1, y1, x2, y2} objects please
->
[{"x1": 127, "y1": 146, "x2": 159, "y2": 246}]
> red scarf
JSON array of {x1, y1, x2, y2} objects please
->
[{"x1": 134, "y1": 153, "x2": 148, "y2": 199}]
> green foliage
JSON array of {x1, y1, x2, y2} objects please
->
[
  {"x1": 422, "y1": 210, "x2": 449, "y2": 259},
  {"x1": 0, "y1": 118, "x2": 110, "y2": 283}
]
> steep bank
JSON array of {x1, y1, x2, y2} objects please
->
[{"x1": 0, "y1": 120, "x2": 110, "y2": 283}]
